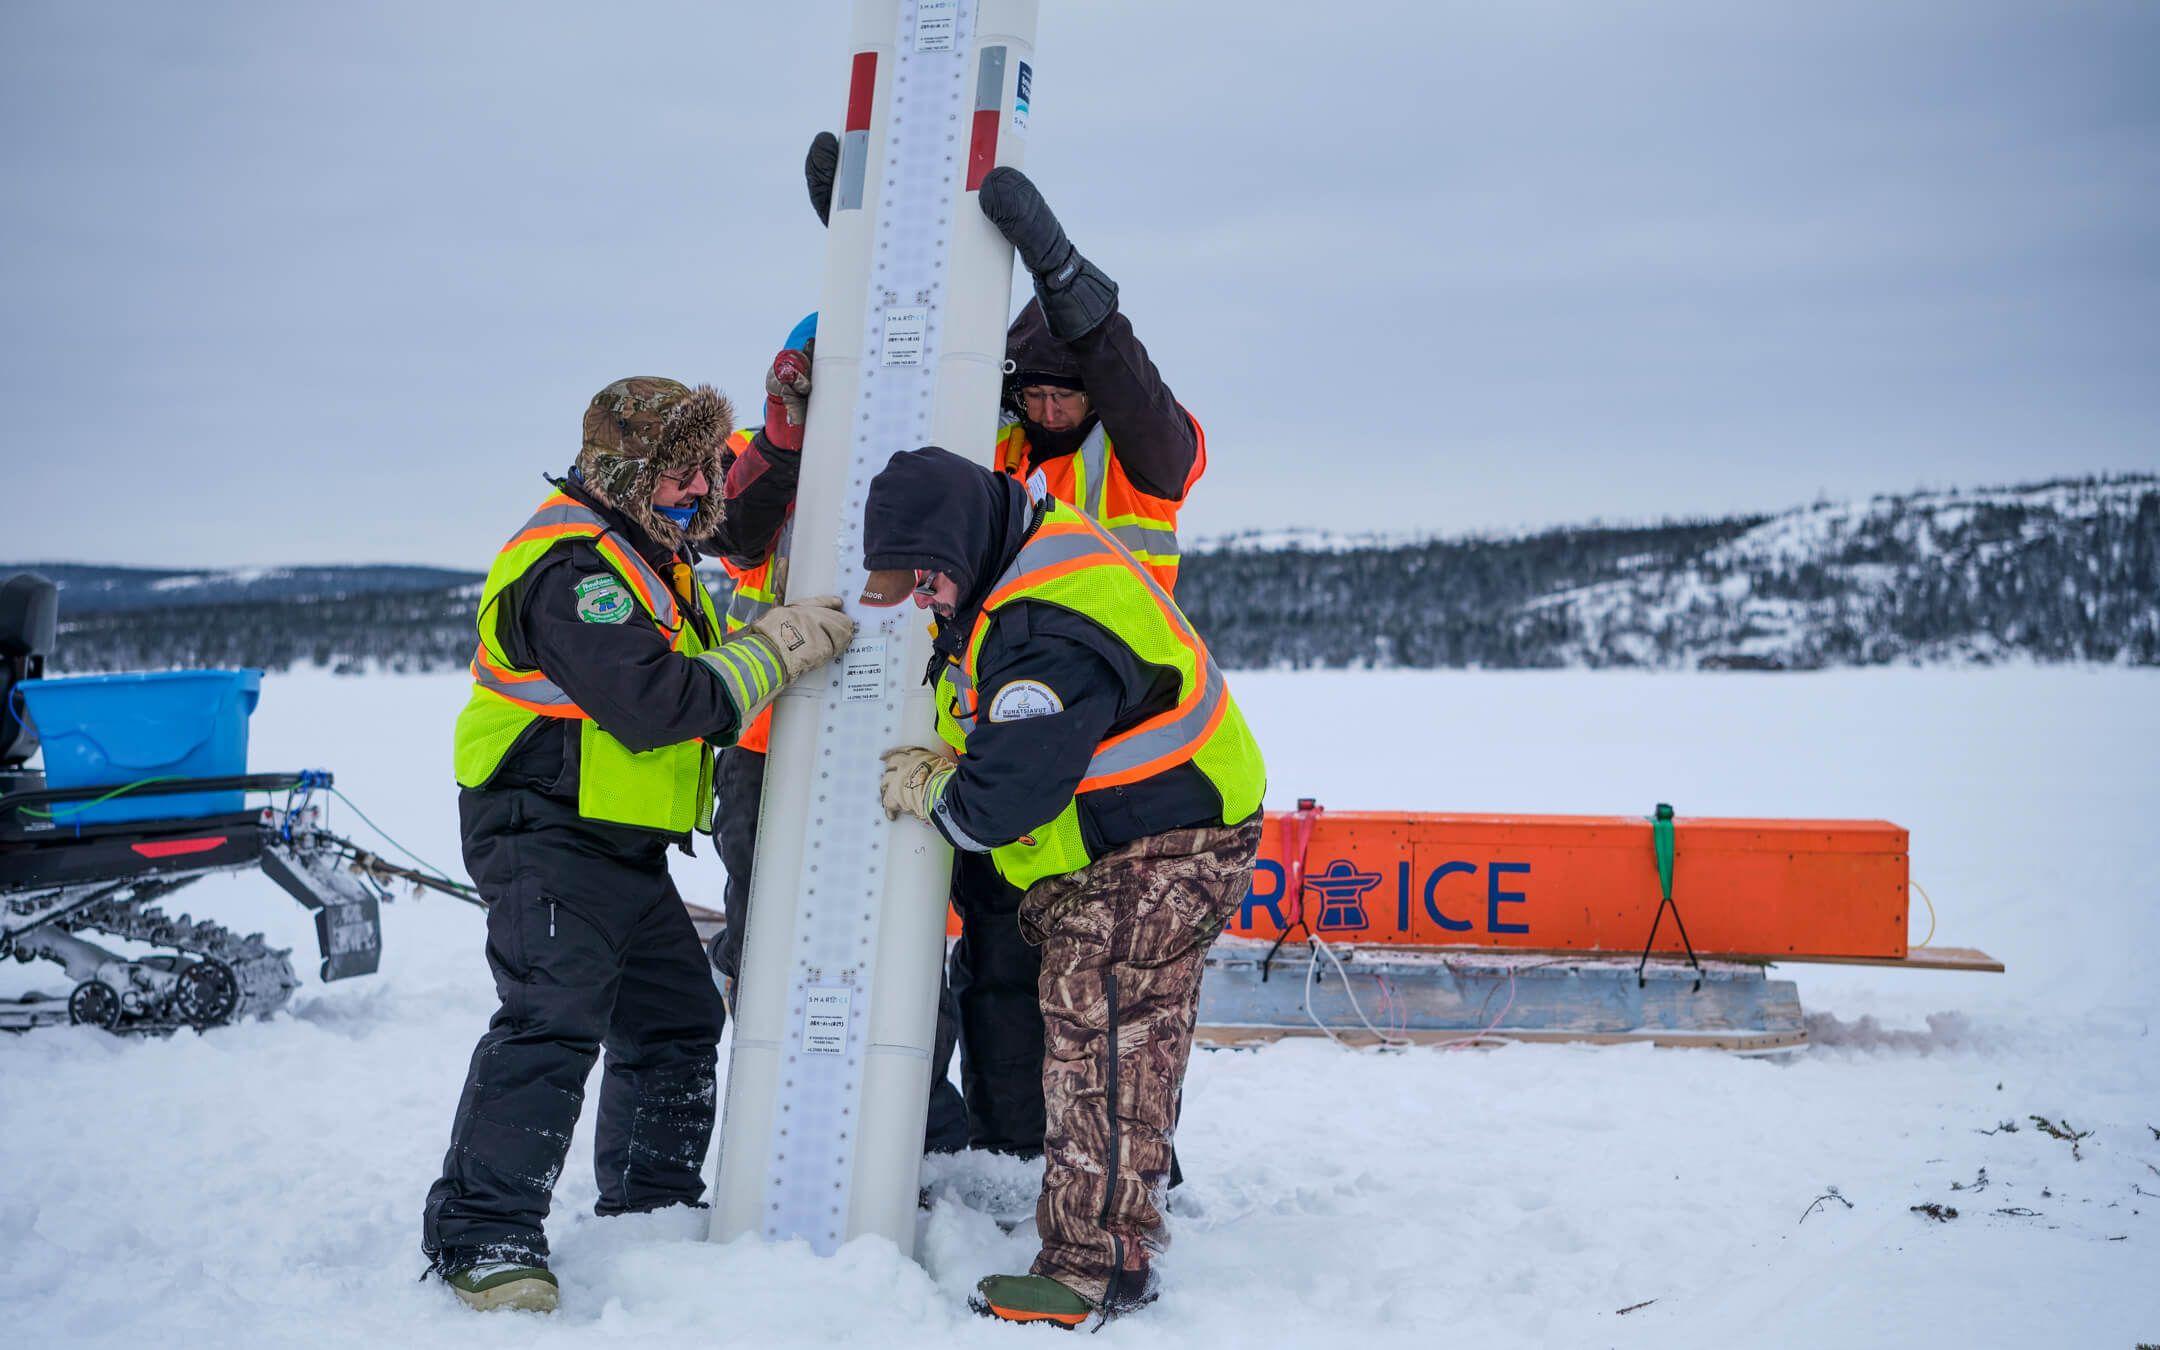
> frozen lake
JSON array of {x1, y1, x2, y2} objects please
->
[{"x1": 2, "y1": 666, "x2": 2155, "y2": 1347}]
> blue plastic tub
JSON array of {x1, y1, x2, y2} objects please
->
[{"x1": 18, "y1": 670, "x2": 263, "y2": 825}]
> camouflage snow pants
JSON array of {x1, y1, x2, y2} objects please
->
[{"x1": 1018, "y1": 817, "x2": 1263, "y2": 1304}]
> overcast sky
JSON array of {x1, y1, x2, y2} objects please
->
[{"x1": 3, "y1": 1, "x2": 2155, "y2": 568}]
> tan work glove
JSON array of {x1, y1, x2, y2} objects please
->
[
  {"x1": 754, "y1": 596, "x2": 854, "y2": 679},
  {"x1": 698, "y1": 595, "x2": 855, "y2": 724},
  {"x1": 879, "y1": 745, "x2": 957, "y2": 825}
]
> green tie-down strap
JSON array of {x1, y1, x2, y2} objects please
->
[
  {"x1": 1652, "y1": 802, "x2": 1676, "y2": 902},
  {"x1": 1637, "y1": 801, "x2": 1701, "y2": 989}
]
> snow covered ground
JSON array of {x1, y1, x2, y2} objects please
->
[{"x1": 3, "y1": 666, "x2": 2155, "y2": 1347}]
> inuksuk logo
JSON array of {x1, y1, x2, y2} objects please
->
[{"x1": 1304, "y1": 859, "x2": 1382, "y2": 933}]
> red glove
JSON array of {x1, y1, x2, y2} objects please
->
[{"x1": 763, "y1": 348, "x2": 812, "y2": 451}]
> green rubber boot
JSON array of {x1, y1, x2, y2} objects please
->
[
  {"x1": 442, "y1": 1260, "x2": 559, "y2": 1313},
  {"x1": 969, "y1": 1274, "x2": 1093, "y2": 1329}
]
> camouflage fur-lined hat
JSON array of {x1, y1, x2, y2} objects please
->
[{"x1": 577, "y1": 376, "x2": 734, "y2": 549}]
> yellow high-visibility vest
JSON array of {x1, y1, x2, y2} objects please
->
[
  {"x1": 932, "y1": 497, "x2": 1264, "y2": 888},
  {"x1": 453, "y1": 489, "x2": 724, "y2": 834}
]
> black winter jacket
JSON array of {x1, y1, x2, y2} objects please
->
[{"x1": 709, "y1": 427, "x2": 800, "y2": 568}]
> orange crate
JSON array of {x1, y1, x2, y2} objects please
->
[
  {"x1": 942, "y1": 809, "x2": 1908, "y2": 961},
  {"x1": 1227, "y1": 810, "x2": 1909, "y2": 960}
]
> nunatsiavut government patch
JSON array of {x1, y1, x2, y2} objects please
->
[{"x1": 574, "y1": 573, "x2": 634, "y2": 624}]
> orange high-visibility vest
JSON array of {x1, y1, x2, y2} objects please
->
[
  {"x1": 718, "y1": 427, "x2": 790, "y2": 754},
  {"x1": 993, "y1": 412, "x2": 1204, "y2": 595}
]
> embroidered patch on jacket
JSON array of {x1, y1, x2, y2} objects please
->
[
  {"x1": 987, "y1": 679, "x2": 1064, "y2": 722},
  {"x1": 574, "y1": 574, "x2": 634, "y2": 624}
]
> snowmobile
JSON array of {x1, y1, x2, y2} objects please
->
[{"x1": 0, "y1": 571, "x2": 477, "y2": 1033}]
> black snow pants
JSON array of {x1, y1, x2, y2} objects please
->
[
  {"x1": 708, "y1": 745, "x2": 763, "y2": 990},
  {"x1": 711, "y1": 745, "x2": 968, "y2": 1152},
  {"x1": 421, "y1": 789, "x2": 726, "y2": 1266},
  {"x1": 939, "y1": 850, "x2": 1048, "y2": 1155}
]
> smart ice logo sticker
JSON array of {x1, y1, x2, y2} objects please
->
[
  {"x1": 574, "y1": 574, "x2": 633, "y2": 624},
  {"x1": 987, "y1": 679, "x2": 1062, "y2": 721},
  {"x1": 1239, "y1": 858, "x2": 1535, "y2": 937},
  {"x1": 1012, "y1": 61, "x2": 1031, "y2": 134}
]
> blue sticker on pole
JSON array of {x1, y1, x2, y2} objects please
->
[{"x1": 1013, "y1": 61, "x2": 1031, "y2": 133}]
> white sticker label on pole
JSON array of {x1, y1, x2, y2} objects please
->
[
  {"x1": 881, "y1": 306, "x2": 928, "y2": 365},
  {"x1": 916, "y1": 0, "x2": 958, "y2": 51},
  {"x1": 802, "y1": 986, "x2": 852, "y2": 1054},
  {"x1": 842, "y1": 636, "x2": 887, "y2": 703}
]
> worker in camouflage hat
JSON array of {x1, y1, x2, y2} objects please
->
[
  {"x1": 425, "y1": 373, "x2": 855, "y2": 1313},
  {"x1": 575, "y1": 377, "x2": 733, "y2": 552}
]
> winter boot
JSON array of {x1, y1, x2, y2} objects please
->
[
  {"x1": 439, "y1": 1259, "x2": 559, "y2": 1313},
  {"x1": 1098, "y1": 1265, "x2": 1161, "y2": 1318},
  {"x1": 970, "y1": 1267, "x2": 1161, "y2": 1328},
  {"x1": 970, "y1": 1274, "x2": 1093, "y2": 1329}
]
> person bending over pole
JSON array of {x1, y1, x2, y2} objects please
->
[{"x1": 860, "y1": 447, "x2": 1265, "y2": 1326}]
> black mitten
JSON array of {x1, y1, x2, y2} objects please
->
[
  {"x1": 978, "y1": 166, "x2": 1118, "y2": 339},
  {"x1": 805, "y1": 131, "x2": 839, "y2": 226}
]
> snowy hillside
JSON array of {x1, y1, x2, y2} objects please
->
[
  {"x1": 1, "y1": 666, "x2": 2155, "y2": 1347},
  {"x1": 16, "y1": 563, "x2": 479, "y2": 613},
  {"x1": 1190, "y1": 526, "x2": 1427, "y2": 554},
  {"x1": 1185, "y1": 475, "x2": 2160, "y2": 670},
  {"x1": 10, "y1": 475, "x2": 2157, "y2": 675},
  {"x1": 1523, "y1": 476, "x2": 2160, "y2": 668}
]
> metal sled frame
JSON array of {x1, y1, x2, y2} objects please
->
[
  {"x1": 1, "y1": 771, "x2": 391, "y2": 1032},
  {"x1": 1193, "y1": 938, "x2": 2003, "y2": 1054},
  {"x1": 1195, "y1": 940, "x2": 1811, "y2": 1053}
]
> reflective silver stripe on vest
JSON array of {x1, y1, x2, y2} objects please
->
[
  {"x1": 1076, "y1": 423, "x2": 1110, "y2": 518},
  {"x1": 470, "y1": 650, "x2": 580, "y2": 711},
  {"x1": 1110, "y1": 522, "x2": 1179, "y2": 559},
  {"x1": 945, "y1": 657, "x2": 978, "y2": 737},
  {"x1": 985, "y1": 527, "x2": 1121, "y2": 592},
  {"x1": 1013, "y1": 424, "x2": 1177, "y2": 565},
  {"x1": 517, "y1": 500, "x2": 601, "y2": 534},
  {"x1": 1081, "y1": 657, "x2": 1228, "y2": 784},
  {"x1": 1083, "y1": 426, "x2": 1182, "y2": 566},
  {"x1": 515, "y1": 496, "x2": 680, "y2": 632},
  {"x1": 600, "y1": 536, "x2": 680, "y2": 632},
  {"x1": 726, "y1": 587, "x2": 776, "y2": 629}
]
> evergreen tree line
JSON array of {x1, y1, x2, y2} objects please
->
[
  {"x1": 36, "y1": 482, "x2": 2160, "y2": 674},
  {"x1": 53, "y1": 588, "x2": 479, "y2": 676}
]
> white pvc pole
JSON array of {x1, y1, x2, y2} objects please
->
[{"x1": 712, "y1": 0, "x2": 1038, "y2": 1258}]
